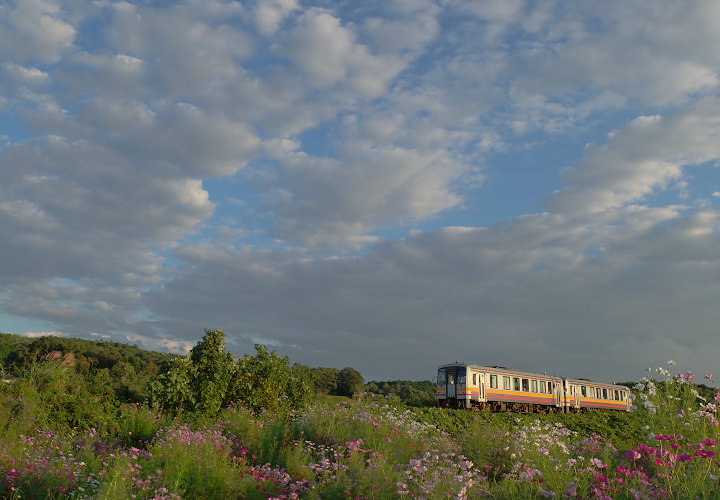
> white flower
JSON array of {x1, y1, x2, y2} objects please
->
[{"x1": 668, "y1": 360, "x2": 677, "y2": 366}]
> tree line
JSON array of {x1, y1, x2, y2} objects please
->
[{"x1": 0, "y1": 330, "x2": 437, "y2": 425}]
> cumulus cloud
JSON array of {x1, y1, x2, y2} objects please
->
[
  {"x1": 268, "y1": 134, "x2": 464, "y2": 246},
  {"x1": 0, "y1": 0, "x2": 76, "y2": 63},
  {"x1": 141, "y1": 206, "x2": 720, "y2": 381},
  {"x1": 254, "y1": 0, "x2": 299, "y2": 36},
  {"x1": 2, "y1": 0, "x2": 720, "y2": 383},
  {"x1": 549, "y1": 99, "x2": 720, "y2": 214}
]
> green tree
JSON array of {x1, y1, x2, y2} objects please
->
[
  {"x1": 149, "y1": 331, "x2": 314, "y2": 417},
  {"x1": 337, "y1": 367, "x2": 365, "y2": 397},
  {"x1": 233, "y1": 345, "x2": 313, "y2": 413},
  {"x1": 149, "y1": 329, "x2": 237, "y2": 417},
  {"x1": 311, "y1": 367, "x2": 340, "y2": 394}
]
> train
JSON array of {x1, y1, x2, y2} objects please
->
[{"x1": 437, "y1": 362, "x2": 631, "y2": 413}]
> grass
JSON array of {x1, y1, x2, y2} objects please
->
[{"x1": 0, "y1": 363, "x2": 717, "y2": 499}]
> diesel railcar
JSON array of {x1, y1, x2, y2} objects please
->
[{"x1": 437, "y1": 363, "x2": 631, "y2": 413}]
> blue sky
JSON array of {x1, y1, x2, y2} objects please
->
[{"x1": 1, "y1": 0, "x2": 720, "y2": 382}]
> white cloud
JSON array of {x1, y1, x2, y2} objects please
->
[
  {"x1": 280, "y1": 8, "x2": 406, "y2": 98},
  {"x1": 254, "y1": 0, "x2": 299, "y2": 35},
  {"x1": 549, "y1": 99, "x2": 720, "y2": 214},
  {"x1": 1, "y1": 63, "x2": 49, "y2": 87},
  {"x1": 267, "y1": 131, "x2": 465, "y2": 245},
  {"x1": 140, "y1": 206, "x2": 720, "y2": 380},
  {"x1": 2, "y1": 0, "x2": 720, "y2": 383},
  {"x1": 0, "y1": 0, "x2": 76, "y2": 63},
  {"x1": 20, "y1": 330, "x2": 68, "y2": 339}
]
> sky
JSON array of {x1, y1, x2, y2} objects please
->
[{"x1": 1, "y1": 0, "x2": 720, "y2": 383}]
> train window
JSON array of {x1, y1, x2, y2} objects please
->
[
  {"x1": 588, "y1": 387, "x2": 595, "y2": 398},
  {"x1": 521, "y1": 379, "x2": 529, "y2": 391},
  {"x1": 548, "y1": 382, "x2": 554, "y2": 393},
  {"x1": 540, "y1": 380, "x2": 546, "y2": 393},
  {"x1": 531, "y1": 380, "x2": 538, "y2": 392},
  {"x1": 437, "y1": 369, "x2": 446, "y2": 385},
  {"x1": 513, "y1": 378, "x2": 520, "y2": 391},
  {"x1": 615, "y1": 390, "x2": 620, "y2": 400},
  {"x1": 490, "y1": 375, "x2": 498, "y2": 389},
  {"x1": 581, "y1": 386, "x2": 587, "y2": 397},
  {"x1": 472, "y1": 373, "x2": 477, "y2": 385},
  {"x1": 602, "y1": 388, "x2": 608, "y2": 399},
  {"x1": 503, "y1": 376, "x2": 511, "y2": 390}
]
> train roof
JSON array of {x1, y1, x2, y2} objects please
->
[
  {"x1": 564, "y1": 377, "x2": 629, "y2": 389},
  {"x1": 438, "y1": 362, "x2": 562, "y2": 380},
  {"x1": 438, "y1": 363, "x2": 627, "y2": 388}
]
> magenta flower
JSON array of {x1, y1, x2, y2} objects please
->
[
  {"x1": 624, "y1": 450, "x2": 642, "y2": 461},
  {"x1": 695, "y1": 449, "x2": 716, "y2": 459},
  {"x1": 701, "y1": 438, "x2": 717, "y2": 447},
  {"x1": 677, "y1": 453, "x2": 693, "y2": 462}
]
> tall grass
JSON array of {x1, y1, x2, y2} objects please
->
[{"x1": 0, "y1": 361, "x2": 717, "y2": 498}]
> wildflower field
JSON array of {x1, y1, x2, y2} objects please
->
[{"x1": 0, "y1": 360, "x2": 718, "y2": 499}]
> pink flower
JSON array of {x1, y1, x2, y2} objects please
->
[
  {"x1": 677, "y1": 453, "x2": 693, "y2": 462},
  {"x1": 624, "y1": 450, "x2": 642, "y2": 461},
  {"x1": 701, "y1": 438, "x2": 717, "y2": 447},
  {"x1": 695, "y1": 449, "x2": 716, "y2": 458},
  {"x1": 706, "y1": 374, "x2": 713, "y2": 381}
]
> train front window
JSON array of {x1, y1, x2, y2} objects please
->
[{"x1": 437, "y1": 369, "x2": 447, "y2": 385}]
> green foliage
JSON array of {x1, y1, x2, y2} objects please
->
[
  {"x1": 0, "y1": 360, "x2": 118, "y2": 432},
  {"x1": 148, "y1": 329, "x2": 238, "y2": 417},
  {"x1": 337, "y1": 367, "x2": 365, "y2": 397},
  {"x1": 234, "y1": 344, "x2": 314, "y2": 413},
  {"x1": 310, "y1": 366, "x2": 340, "y2": 394},
  {"x1": 0, "y1": 332, "x2": 174, "y2": 404},
  {"x1": 149, "y1": 330, "x2": 314, "y2": 417},
  {"x1": 366, "y1": 379, "x2": 436, "y2": 406}
]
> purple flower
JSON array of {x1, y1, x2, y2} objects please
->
[{"x1": 695, "y1": 449, "x2": 716, "y2": 459}]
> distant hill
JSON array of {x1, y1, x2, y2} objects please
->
[{"x1": 0, "y1": 332, "x2": 179, "y2": 402}]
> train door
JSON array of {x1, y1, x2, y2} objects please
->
[
  {"x1": 447, "y1": 368, "x2": 458, "y2": 399},
  {"x1": 572, "y1": 385, "x2": 580, "y2": 409},
  {"x1": 555, "y1": 381, "x2": 563, "y2": 409}
]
